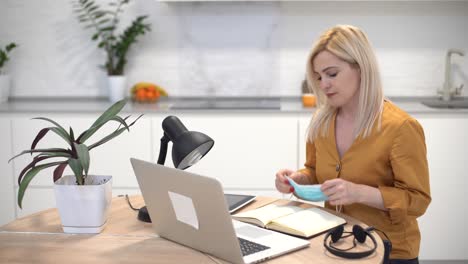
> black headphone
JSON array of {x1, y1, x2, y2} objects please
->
[{"x1": 323, "y1": 225, "x2": 392, "y2": 263}]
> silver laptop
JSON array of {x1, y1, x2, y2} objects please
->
[{"x1": 130, "y1": 158, "x2": 310, "y2": 264}]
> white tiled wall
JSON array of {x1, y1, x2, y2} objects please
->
[{"x1": 0, "y1": 0, "x2": 467, "y2": 97}]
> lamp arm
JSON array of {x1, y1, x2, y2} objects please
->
[{"x1": 157, "y1": 133, "x2": 170, "y2": 165}]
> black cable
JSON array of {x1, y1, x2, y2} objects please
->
[
  {"x1": 118, "y1": 194, "x2": 140, "y2": 211},
  {"x1": 372, "y1": 227, "x2": 391, "y2": 242},
  {"x1": 368, "y1": 227, "x2": 392, "y2": 264}
]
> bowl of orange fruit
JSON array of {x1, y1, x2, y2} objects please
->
[{"x1": 131, "y1": 82, "x2": 168, "y2": 103}]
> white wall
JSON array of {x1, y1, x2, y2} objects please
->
[{"x1": 0, "y1": 0, "x2": 467, "y2": 97}]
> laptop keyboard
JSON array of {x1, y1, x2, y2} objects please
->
[{"x1": 238, "y1": 237, "x2": 270, "y2": 256}]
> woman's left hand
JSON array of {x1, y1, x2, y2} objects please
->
[{"x1": 321, "y1": 179, "x2": 361, "y2": 206}]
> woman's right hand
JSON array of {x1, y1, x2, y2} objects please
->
[{"x1": 275, "y1": 169, "x2": 296, "y2": 194}]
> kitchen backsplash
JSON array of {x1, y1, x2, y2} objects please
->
[{"x1": 0, "y1": 0, "x2": 467, "y2": 98}]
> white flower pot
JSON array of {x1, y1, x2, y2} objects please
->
[
  {"x1": 107, "y1": 75, "x2": 127, "y2": 103},
  {"x1": 0, "y1": 75, "x2": 11, "y2": 103},
  {"x1": 54, "y1": 175, "x2": 112, "y2": 234}
]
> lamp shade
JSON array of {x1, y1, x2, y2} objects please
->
[
  {"x1": 171, "y1": 132, "x2": 214, "y2": 169},
  {"x1": 161, "y1": 116, "x2": 214, "y2": 169}
]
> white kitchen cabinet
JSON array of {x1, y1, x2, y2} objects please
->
[
  {"x1": 152, "y1": 113, "x2": 298, "y2": 190},
  {"x1": 416, "y1": 114, "x2": 468, "y2": 260},
  {"x1": 0, "y1": 118, "x2": 15, "y2": 226},
  {"x1": 15, "y1": 188, "x2": 145, "y2": 218}
]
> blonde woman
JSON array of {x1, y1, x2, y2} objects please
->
[{"x1": 275, "y1": 25, "x2": 431, "y2": 264}]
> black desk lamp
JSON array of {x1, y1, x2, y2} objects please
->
[{"x1": 138, "y1": 115, "x2": 215, "y2": 222}]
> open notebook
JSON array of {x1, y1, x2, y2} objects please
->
[{"x1": 232, "y1": 203, "x2": 346, "y2": 238}]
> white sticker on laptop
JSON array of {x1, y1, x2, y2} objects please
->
[{"x1": 168, "y1": 191, "x2": 199, "y2": 229}]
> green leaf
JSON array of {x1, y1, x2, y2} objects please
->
[
  {"x1": 32, "y1": 117, "x2": 71, "y2": 145},
  {"x1": 92, "y1": 32, "x2": 100, "y2": 40},
  {"x1": 18, "y1": 156, "x2": 56, "y2": 185},
  {"x1": 92, "y1": 99, "x2": 127, "y2": 128},
  {"x1": 88, "y1": 126, "x2": 125, "y2": 150},
  {"x1": 50, "y1": 127, "x2": 72, "y2": 146},
  {"x1": 111, "y1": 115, "x2": 130, "y2": 131},
  {"x1": 131, "y1": 114, "x2": 144, "y2": 125},
  {"x1": 100, "y1": 26, "x2": 115, "y2": 32},
  {"x1": 112, "y1": 15, "x2": 151, "y2": 74},
  {"x1": 18, "y1": 161, "x2": 64, "y2": 209},
  {"x1": 69, "y1": 127, "x2": 75, "y2": 142},
  {"x1": 37, "y1": 152, "x2": 72, "y2": 158},
  {"x1": 77, "y1": 99, "x2": 127, "y2": 143},
  {"x1": 97, "y1": 18, "x2": 110, "y2": 25},
  {"x1": 88, "y1": 114, "x2": 142, "y2": 150},
  {"x1": 88, "y1": 5, "x2": 99, "y2": 13},
  {"x1": 74, "y1": 143, "x2": 90, "y2": 176},
  {"x1": 84, "y1": 2, "x2": 94, "y2": 9},
  {"x1": 93, "y1": 11, "x2": 106, "y2": 19},
  {"x1": 6, "y1": 43, "x2": 17, "y2": 52},
  {"x1": 115, "y1": 115, "x2": 131, "y2": 130},
  {"x1": 9, "y1": 148, "x2": 70, "y2": 163},
  {"x1": 31, "y1": 117, "x2": 66, "y2": 132},
  {"x1": 68, "y1": 158, "x2": 84, "y2": 185}
]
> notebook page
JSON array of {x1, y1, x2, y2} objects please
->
[
  {"x1": 270, "y1": 207, "x2": 346, "y2": 236},
  {"x1": 233, "y1": 204, "x2": 303, "y2": 226}
]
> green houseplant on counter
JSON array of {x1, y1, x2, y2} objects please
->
[
  {"x1": 9, "y1": 99, "x2": 142, "y2": 233},
  {"x1": 0, "y1": 42, "x2": 17, "y2": 102},
  {"x1": 73, "y1": 0, "x2": 151, "y2": 102}
]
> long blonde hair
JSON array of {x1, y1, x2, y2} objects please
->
[{"x1": 306, "y1": 25, "x2": 384, "y2": 142}]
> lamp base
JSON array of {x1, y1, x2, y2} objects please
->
[{"x1": 138, "y1": 206, "x2": 152, "y2": 223}]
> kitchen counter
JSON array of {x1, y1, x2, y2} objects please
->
[{"x1": 0, "y1": 96, "x2": 467, "y2": 114}]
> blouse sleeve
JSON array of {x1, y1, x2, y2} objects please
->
[
  {"x1": 298, "y1": 140, "x2": 319, "y2": 184},
  {"x1": 379, "y1": 118, "x2": 432, "y2": 224}
]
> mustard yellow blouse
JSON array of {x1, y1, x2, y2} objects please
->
[{"x1": 299, "y1": 100, "x2": 431, "y2": 259}]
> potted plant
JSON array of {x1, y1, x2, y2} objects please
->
[
  {"x1": 9, "y1": 99, "x2": 142, "y2": 233},
  {"x1": 0, "y1": 42, "x2": 17, "y2": 103},
  {"x1": 73, "y1": 0, "x2": 151, "y2": 102}
]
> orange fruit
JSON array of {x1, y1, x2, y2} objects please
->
[{"x1": 131, "y1": 82, "x2": 165, "y2": 103}]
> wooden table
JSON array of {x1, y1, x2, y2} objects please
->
[{"x1": 0, "y1": 196, "x2": 384, "y2": 263}]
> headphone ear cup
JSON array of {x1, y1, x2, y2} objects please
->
[
  {"x1": 353, "y1": 225, "x2": 367, "y2": 243},
  {"x1": 330, "y1": 225, "x2": 344, "y2": 243}
]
